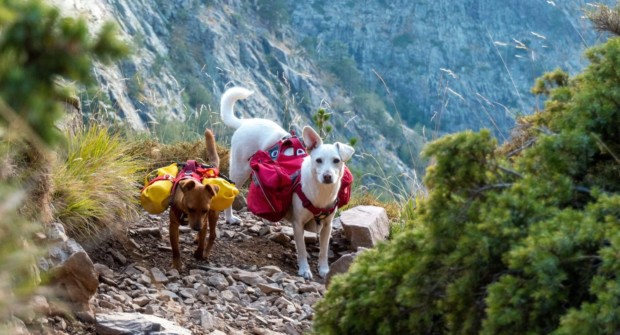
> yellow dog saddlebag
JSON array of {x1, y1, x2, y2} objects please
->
[
  {"x1": 140, "y1": 163, "x2": 178, "y2": 214},
  {"x1": 203, "y1": 176, "x2": 239, "y2": 211},
  {"x1": 141, "y1": 161, "x2": 239, "y2": 214}
]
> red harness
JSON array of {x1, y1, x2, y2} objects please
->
[
  {"x1": 170, "y1": 160, "x2": 219, "y2": 222},
  {"x1": 293, "y1": 184, "x2": 336, "y2": 220},
  {"x1": 171, "y1": 160, "x2": 218, "y2": 194},
  {"x1": 293, "y1": 163, "x2": 354, "y2": 223}
]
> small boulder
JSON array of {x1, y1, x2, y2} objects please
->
[
  {"x1": 326, "y1": 252, "x2": 359, "y2": 287},
  {"x1": 150, "y1": 267, "x2": 169, "y2": 284},
  {"x1": 47, "y1": 246, "x2": 98, "y2": 321},
  {"x1": 340, "y1": 206, "x2": 389, "y2": 249}
]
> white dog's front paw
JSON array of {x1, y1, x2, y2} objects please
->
[
  {"x1": 318, "y1": 265, "x2": 330, "y2": 278},
  {"x1": 298, "y1": 266, "x2": 313, "y2": 280}
]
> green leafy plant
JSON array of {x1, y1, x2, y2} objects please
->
[
  {"x1": 0, "y1": 166, "x2": 43, "y2": 329},
  {"x1": 0, "y1": 0, "x2": 127, "y2": 145},
  {"x1": 0, "y1": 0, "x2": 127, "y2": 330},
  {"x1": 314, "y1": 26, "x2": 620, "y2": 335},
  {"x1": 312, "y1": 108, "x2": 333, "y2": 138}
]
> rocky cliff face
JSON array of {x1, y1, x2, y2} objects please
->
[
  {"x1": 289, "y1": 0, "x2": 609, "y2": 138},
  {"x1": 47, "y1": 0, "x2": 610, "y2": 185}
]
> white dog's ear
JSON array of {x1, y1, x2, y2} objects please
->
[
  {"x1": 302, "y1": 126, "x2": 323, "y2": 151},
  {"x1": 335, "y1": 142, "x2": 355, "y2": 162}
]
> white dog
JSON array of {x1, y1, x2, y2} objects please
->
[{"x1": 220, "y1": 87, "x2": 355, "y2": 280}]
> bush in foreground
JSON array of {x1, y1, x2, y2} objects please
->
[
  {"x1": 314, "y1": 37, "x2": 620, "y2": 335},
  {"x1": 0, "y1": 0, "x2": 126, "y2": 330}
]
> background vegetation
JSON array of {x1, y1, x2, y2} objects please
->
[{"x1": 313, "y1": 7, "x2": 620, "y2": 333}]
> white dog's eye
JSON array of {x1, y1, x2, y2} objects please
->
[
  {"x1": 333, "y1": 158, "x2": 340, "y2": 164},
  {"x1": 316, "y1": 158, "x2": 323, "y2": 164}
]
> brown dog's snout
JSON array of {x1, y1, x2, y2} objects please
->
[
  {"x1": 189, "y1": 217, "x2": 202, "y2": 231},
  {"x1": 322, "y1": 174, "x2": 333, "y2": 184}
]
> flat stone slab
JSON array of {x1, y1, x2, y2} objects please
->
[{"x1": 96, "y1": 312, "x2": 191, "y2": 335}]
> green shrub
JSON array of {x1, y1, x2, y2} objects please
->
[
  {"x1": 0, "y1": 0, "x2": 127, "y2": 145},
  {"x1": 0, "y1": 156, "x2": 42, "y2": 327},
  {"x1": 314, "y1": 34, "x2": 620, "y2": 335},
  {"x1": 0, "y1": 0, "x2": 126, "y2": 329},
  {"x1": 312, "y1": 108, "x2": 333, "y2": 138},
  {"x1": 52, "y1": 127, "x2": 144, "y2": 240}
]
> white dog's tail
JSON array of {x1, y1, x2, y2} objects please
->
[{"x1": 220, "y1": 87, "x2": 254, "y2": 129}]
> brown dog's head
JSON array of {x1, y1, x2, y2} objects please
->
[{"x1": 178, "y1": 179, "x2": 220, "y2": 231}]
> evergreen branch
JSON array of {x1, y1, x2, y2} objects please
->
[
  {"x1": 563, "y1": 255, "x2": 603, "y2": 263},
  {"x1": 535, "y1": 126, "x2": 555, "y2": 136},
  {"x1": 498, "y1": 166, "x2": 523, "y2": 178},
  {"x1": 0, "y1": 98, "x2": 49, "y2": 157},
  {"x1": 506, "y1": 137, "x2": 537, "y2": 158},
  {"x1": 475, "y1": 183, "x2": 513, "y2": 193},
  {"x1": 591, "y1": 132, "x2": 620, "y2": 165},
  {"x1": 574, "y1": 185, "x2": 593, "y2": 194}
]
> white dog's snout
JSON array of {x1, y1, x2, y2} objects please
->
[{"x1": 322, "y1": 174, "x2": 334, "y2": 184}]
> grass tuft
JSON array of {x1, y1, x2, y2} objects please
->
[{"x1": 52, "y1": 126, "x2": 145, "y2": 241}]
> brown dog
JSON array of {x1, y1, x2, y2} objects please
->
[{"x1": 169, "y1": 129, "x2": 220, "y2": 270}]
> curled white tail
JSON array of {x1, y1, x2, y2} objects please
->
[{"x1": 220, "y1": 87, "x2": 254, "y2": 129}]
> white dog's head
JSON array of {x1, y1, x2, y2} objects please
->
[{"x1": 302, "y1": 126, "x2": 355, "y2": 185}]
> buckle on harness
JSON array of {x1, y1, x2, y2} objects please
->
[{"x1": 315, "y1": 212, "x2": 330, "y2": 221}]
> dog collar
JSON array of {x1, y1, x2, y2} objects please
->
[{"x1": 293, "y1": 183, "x2": 338, "y2": 223}]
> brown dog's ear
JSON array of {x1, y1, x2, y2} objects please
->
[
  {"x1": 180, "y1": 180, "x2": 197, "y2": 192},
  {"x1": 205, "y1": 184, "x2": 220, "y2": 197}
]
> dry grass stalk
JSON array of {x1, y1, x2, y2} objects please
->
[{"x1": 586, "y1": 3, "x2": 620, "y2": 36}]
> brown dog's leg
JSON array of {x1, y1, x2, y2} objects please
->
[
  {"x1": 194, "y1": 215, "x2": 209, "y2": 260},
  {"x1": 169, "y1": 210, "x2": 182, "y2": 270},
  {"x1": 203, "y1": 210, "x2": 219, "y2": 259}
]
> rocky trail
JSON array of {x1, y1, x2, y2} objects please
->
[{"x1": 41, "y1": 206, "x2": 369, "y2": 335}]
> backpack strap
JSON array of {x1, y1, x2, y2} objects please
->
[{"x1": 140, "y1": 174, "x2": 175, "y2": 192}]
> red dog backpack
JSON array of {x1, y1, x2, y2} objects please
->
[
  {"x1": 247, "y1": 136, "x2": 305, "y2": 222},
  {"x1": 247, "y1": 134, "x2": 353, "y2": 222}
]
